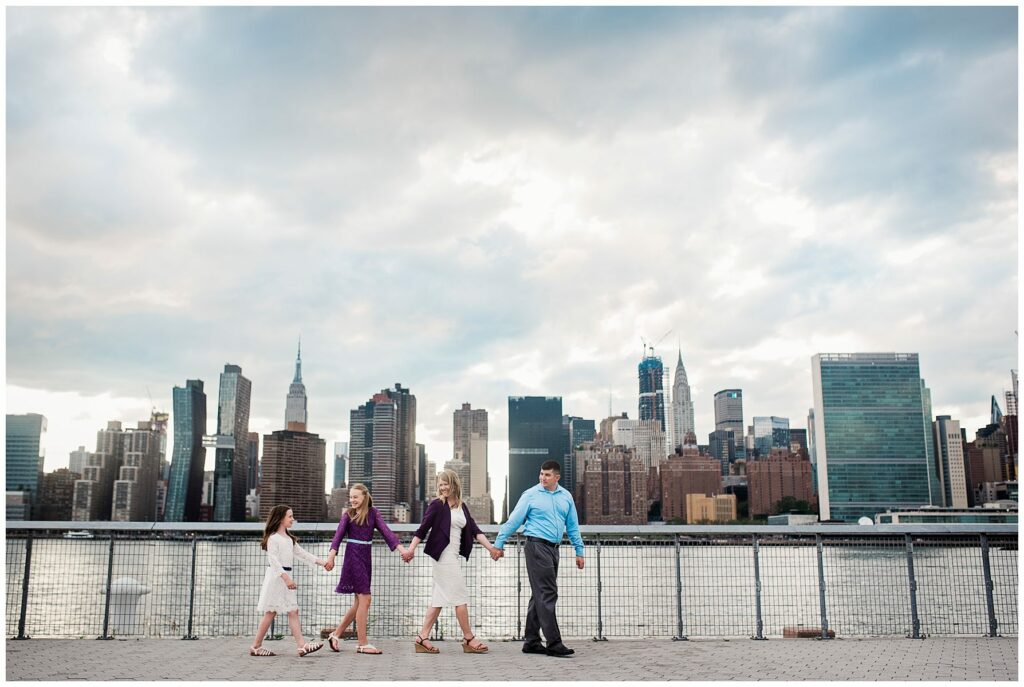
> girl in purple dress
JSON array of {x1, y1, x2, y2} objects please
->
[{"x1": 324, "y1": 483, "x2": 407, "y2": 654}]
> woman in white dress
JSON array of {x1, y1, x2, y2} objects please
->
[
  {"x1": 250, "y1": 505, "x2": 326, "y2": 657},
  {"x1": 402, "y1": 470, "x2": 498, "y2": 654}
]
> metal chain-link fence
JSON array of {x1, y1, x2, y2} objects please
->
[{"x1": 5, "y1": 524, "x2": 1017, "y2": 641}]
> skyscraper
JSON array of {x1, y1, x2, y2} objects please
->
[
  {"x1": 111, "y1": 416, "x2": 164, "y2": 522},
  {"x1": 247, "y1": 432, "x2": 260, "y2": 492},
  {"x1": 39, "y1": 468, "x2": 78, "y2": 521},
  {"x1": 811, "y1": 353, "x2": 937, "y2": 522},
  {"x1": 660, "y1": 455, "x2": 723, "y2": 522},
  {"x1": 453, "y1": 403, "x2": 488, "y2": 498},
  {"x1": 259, "y1": 428, "x2": 327, "y2": 522},
  {"x1": 334, "y1": 441, "x2": 349, "y2": 489},
  {"x1": 285, "y1": 340, "x2": 308, "y2": 430},
  {"x1": 213, "y1": 364, "x2": 252, "y2": 522},
  {"x1": 707, "y1": 429, "x2": 736, "y2": 476},
  {"x1": 638, "y1": 352, "x2": 666, "y2": 429},
  {"x1": 566, "y1": 416, "x2": 595, "y2": 493},
  {"x1": 611, "y1": 418, "x2": 666, "y2": 471},
  {"x1": 348, "y1": 393, "x2": 398, "y2": 519},
  {"x1": 382, "y1": 384, "x2": 417, "y2": 518},
  {"x1": 747, "y1": 454, "x2": 815, "y2": 516},
  {"x1": 73, "y1": 421, "x2": 126, "y2": 521},
  {"x1": 789, "y1": 428, "x2": 808, "y2": 453},
  {"x1": 752, "y1": 416, "x2": 790, "y2": 457},
  {"x1": 6, "y1": 413, "x2": 46, "y2": 519},
  {"x1": 69, "y1": 445, "x2": 91, "y2": 477},
  {"x1": 1005, "y1": 369, "x2": 1019, "y2": 416},
  {"x1": 165, "y1": 379, "x2": 207, "y2": 522},
  {"x1": 714, "y1": 390, "x2": 744, "y2": 457},
  {"x1": 578, "y1": 444, "x2": 646, "y2": 525},
  {"x1": 671, "y1": 348, "x2": 696, "y2": 450},
  {"x1": 933, "y1": 416, "x2": 968, "y2": 508},
  {"x1": 508, "y1": 396, "x2": 563, "y2": 508}
]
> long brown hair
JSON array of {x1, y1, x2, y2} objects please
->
[
  {"x1": 346, "y1": 483, "x2": 373, "y2": 526},
  {"x1": 261, "y1": 504, "x2": 297, "y2": 550}
]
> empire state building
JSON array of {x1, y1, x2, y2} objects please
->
[{"x1": 285, "y1": 340, "x2": 308, "y2": 430}]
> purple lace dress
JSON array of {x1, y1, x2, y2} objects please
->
[{"x1": 330, "y1": 507, "x2": 400, "y2": 594}]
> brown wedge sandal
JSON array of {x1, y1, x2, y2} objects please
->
[
  {"x1": 462, "y1": 634, "x2": 488, "y2": 654},
  {"x1": 298, "y1": 641, "x2": 323, "y2": 657},
  {"x1": 415, "y1": 634, "x2": 439, "y2": 654},
  {"x1": 327, "y1": 632, "x2": 341, "y2": 652},
  {"x1": 249, "y1": 646, "x2": 275, "y2": 657}
]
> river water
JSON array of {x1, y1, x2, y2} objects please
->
[{"x1": 5, "y1": 535, "x2": 1017, "y2": 639}]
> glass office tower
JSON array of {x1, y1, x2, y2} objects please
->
[
  {"x1": 638, "y1": 354, "x2": 666, "y2": 429},
  {"x1": 165, "y1": 380, "x2": 207, "y2": 522},
  {"x1": 811, "y1": 353, "x2": 938, "y2": 522},
  {"x1": 507, "y1": 396, "x2": 563, "y2": 513},
  {"x1": 6, "y1": 413, "x2": 47, "y2": 519}
]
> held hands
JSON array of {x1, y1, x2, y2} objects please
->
[
  {"x1": 401, "y1": 547, "x2": 415, "y2": 564},
  {"x1": 324, "y1": 554, "x2": 336, "y2": 572},
  {"x1": 396, "y1": 544, "x2": 409, "y2": 560},
  {"x1": 315, "y1": 559, "x2": 327, "y2": 567},
  {"x1": 576, "y1": 556, "x2": 585, "y2": 570},
  {"x1": 490, "y1": 547, "x2": 504, "y2": 562}
]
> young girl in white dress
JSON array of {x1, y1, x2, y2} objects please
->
[
  {"x1": 250, "y1": 504, "x2": 327, "y2": 657},
  {"x1": 402, "y1": 470, "x2": 497, "y2": 654}
]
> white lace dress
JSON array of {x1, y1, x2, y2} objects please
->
[
  {"x1": 430, "y1": 506, "x2": 470, "y2": 607},
  {"x1": 257, "y1": 532, "x2": 319, "y2": 613}
]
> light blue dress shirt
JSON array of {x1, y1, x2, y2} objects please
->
[{"x1": 495, "y1": 483, "x2": 584, "y2": 557}]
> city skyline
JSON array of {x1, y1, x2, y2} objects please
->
[{"x1": 6, "y1": 7, "x2": 1018, "y2": 501}]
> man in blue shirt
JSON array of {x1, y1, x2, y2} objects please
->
[{"x1": 494, "y1": 460, "x2": 584, "y2": 657}]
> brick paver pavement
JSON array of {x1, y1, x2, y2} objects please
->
[{"x1": 5, "y1": 636, "x2": 1018, "y2": 681}]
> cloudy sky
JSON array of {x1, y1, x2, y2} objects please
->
[{"x1": 6, "y1": 6, "x2": 1018, "y2": 507}]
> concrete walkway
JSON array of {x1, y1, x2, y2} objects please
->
[{"x1": 5, "y1": 636, "x2": 1017, "y2": 681}]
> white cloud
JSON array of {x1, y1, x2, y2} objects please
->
[{"x1": 6, "y1": 7, "x2": 1017, "y2": 501}]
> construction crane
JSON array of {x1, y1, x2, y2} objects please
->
[{"x1": 641, "y1": 329, "x2": 673, "y2": 358}]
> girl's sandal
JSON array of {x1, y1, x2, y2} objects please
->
[
  {"x1": 327, "y1": 632, "x2": 341, "y2": 652},
  {"x1": 249, "y1": 646, "x2": 275, "y2": 657},
  {"x1": 356, "y1": 644, "x2": 383, "y2": 654},
  {"x1": 298, "y1": 641, "x2": 323, "y2": 657},
  {"x1": 414, "y1": 634, "x2": 439, "y2": 654},
  {"x1": 462, "y1": 634, "x2": 489, "y2": 654}
]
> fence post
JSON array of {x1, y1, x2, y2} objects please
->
[
  {"x1": 979, "y1": 534, "x2": 999, "y2": 638},
  {"x1": 593, "y1": 538, "x2": 606, "y2": 641},
  {"x1": 904, "y1": 534, "x2": 922, "y2": 639},
  {"x1": 815, "y1": 534, "x2": 831, "y2": 640},
  {"x1": 183, "y1": 534, "x2": 199, "y2": 640},
  {"x1": 98, "y1": 534, "x2": 115, "y2": 640},
  {"x1": 672, "y1": 535, "x2": 687, "y2": 641},
  {"x1": 752, "y1": 535, "x2": 765, "y2": 640},
  {"x1": 15, "y1": 535, "x2": 33, "y2": 640},
  {"x1": 515, "y1": 536, "x2": 523, "y2": 641}
]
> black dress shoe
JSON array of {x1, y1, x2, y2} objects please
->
[
  {"x1": 546, "y1": 644, "x2": 575, "y2": 657},
  {"x1": 522, "y1": 642, "x2": 547, "y2": 655}
]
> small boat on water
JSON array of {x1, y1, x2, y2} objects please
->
[{"x1": 63, "y1": 530, "x2": 94, "y2": 539}]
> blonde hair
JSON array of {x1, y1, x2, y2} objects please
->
[
  {"x1": 436, "y1": 469, "x2": 463, "y2": 508},
  {"x1": 346, "y1": 483, "x2": 373, "y2": 526}
]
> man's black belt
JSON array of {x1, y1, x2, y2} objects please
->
[{"x1": 526, "y1": 536, "x2": 559, "y2": 546}]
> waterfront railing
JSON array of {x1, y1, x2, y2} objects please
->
[{"x1": 5, "y1": 523, "x2": 1016, "y2": 640}]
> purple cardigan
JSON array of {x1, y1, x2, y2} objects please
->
[{"x1": 413, "y1": 499, "x2": 483, "y2": 561}]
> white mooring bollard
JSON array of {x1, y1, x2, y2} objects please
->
[{"x1": 107, "y1": 577, "x2": 152, "y2": 635}]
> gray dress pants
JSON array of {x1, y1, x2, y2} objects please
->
[{"x1": 523, "y1": 539, "x2": 561, "y2": 646}]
